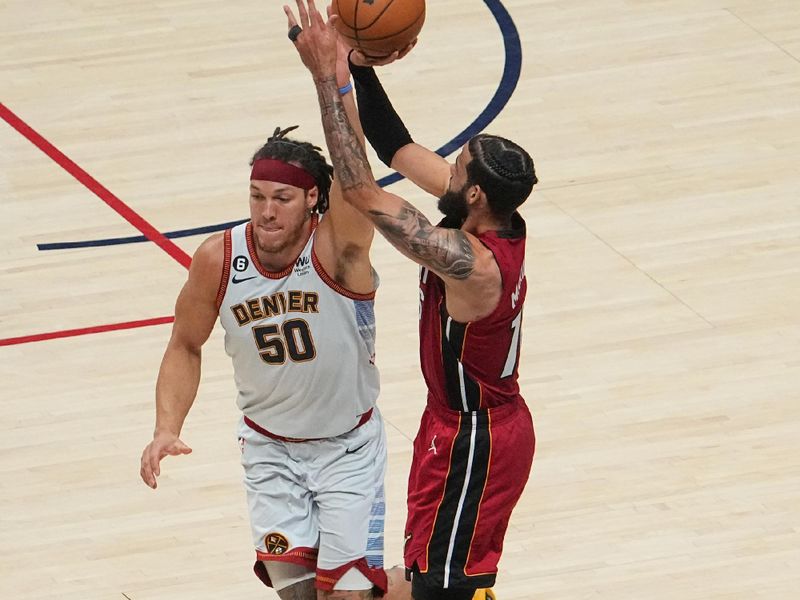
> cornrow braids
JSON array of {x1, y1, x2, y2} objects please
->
[
  {"x1": 250, "y1": 126, "x2": 335, "y2": 213},
  {"x1": 467, "y1": 134, "x2": 538, "y2": 219}
]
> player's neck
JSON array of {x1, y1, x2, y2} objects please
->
[{"x1": 462, "y1": 212, "x2": 511, "y2": 236}]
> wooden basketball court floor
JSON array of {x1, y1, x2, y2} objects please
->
[{"x1": 2, "y1": 0, "x2": 800, "y2": 598}]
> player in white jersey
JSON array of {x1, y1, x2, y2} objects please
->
[{"x1": 139, "y1": 40, "x2": 389, "y2": 600}]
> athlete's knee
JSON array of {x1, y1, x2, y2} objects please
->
[
  {"x1": 317, "y1": 589, "x2": 373, "y2": 600},
  {"x1": 264, "y1": 561, "x2": 316, "y2": 599},
  {"x1": 276, "y1": 578, "x2": 317, "y2": 600},
  {"x1": 384, "y1": 566, "x2": 412, "y2": 600},
  {"x1": 333, "y1": 566, "x2": 373, "y2": 591},
  {"x1": 315, "y1": 566, "x2": 376, "y2": 599},
  {"x1": 323, "y1": 565, "x2": 374, "y2": 598},
  {"x1": 318, "y1": 571, "x2": 373, "y2": 598}
]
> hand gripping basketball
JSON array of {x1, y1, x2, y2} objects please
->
[
  {"x1": 348, "y1": 39, "x2": 418, "y2": 69},
  {"x1": 332, "y1": 0, "x2": 425, "y2": 59},
  {"x1": 283, "y1": 0, "x2": 338, "y2": 81}
]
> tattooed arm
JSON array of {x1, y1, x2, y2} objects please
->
[
  {"x1": 315, "y1": 74, "x2": 481, "y2": 280},
  {"x1": 285, "y1": 0, "x2": 497, "y2": 303},
  {"x1": 369, "y1": 202, "x2": 475, "y2": 280}
]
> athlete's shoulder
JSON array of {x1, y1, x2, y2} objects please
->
[
  {"x1": 196, "y1": 230, "x2": 225, "y2": 252},
  {"x1": 188, "y1": 232, "x2": 226, "y2": 287}
]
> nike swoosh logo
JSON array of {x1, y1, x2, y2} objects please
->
[
  {"x1": 232, "y1": 275, "x2": 257, "y2": 284},
  {"x1": 345, "y1": 442, "x2": 368, "y2": 455}
]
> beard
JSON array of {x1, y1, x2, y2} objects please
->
[
  {"x1": 437, "y1": 183, "x2": 470, "y2": 223},
  {"x1": 253, "y1": 210, "x2": 312, "y2": 257},
  {"x1": 254, "y1": 231, "x2": 291, "y2": 256}
]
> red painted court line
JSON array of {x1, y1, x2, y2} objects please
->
[
  {"x1": 1, "y1": 102, "x2": 188, "y2": 346},
  {"x1": 0, "y1": 316, "x2": 175, "y2": 347},
  {"x1": 0, "y1": 102, "x2": 192, "y2": 269}
]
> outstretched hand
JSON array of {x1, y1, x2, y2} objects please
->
[{"x1": 284, "y1": 0, "x2": 338, "y2": 81}]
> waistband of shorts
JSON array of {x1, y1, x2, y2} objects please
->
[
  {"x1": 243, "y1": 408, "x2": 373, "y2": 442},
  {"x1": 425, "y1": 396, "x2": 526, "y2": 427}
]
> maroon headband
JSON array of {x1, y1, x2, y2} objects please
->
[{"x1": 250, "y1": 158, "x2": 316, "y2": 190}]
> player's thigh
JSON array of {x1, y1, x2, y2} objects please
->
[
  {"x1": 314, "y1": 412, "x2": 387, "y2": 566},
  {"x1": 239, "y1": 419, "x2": 318, "y2": 555}
]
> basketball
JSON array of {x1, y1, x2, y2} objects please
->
[{"x1": 332, "y1": 0, "x2": 426, "y2": 58}]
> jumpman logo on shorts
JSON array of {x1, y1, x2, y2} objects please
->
[{"x1": 428, "y1": 435, "x2": 437, "y2": 455}]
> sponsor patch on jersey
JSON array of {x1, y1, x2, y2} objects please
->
[
  {"x1": 264, "y1": 532, "x2": 290, "y2": 555},
  {"x1": 294, "y1": 255, "x2": 310, "y2": 276}
]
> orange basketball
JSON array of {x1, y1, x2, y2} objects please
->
[{"x1": 332, "y1": 0, "x2": 426, "y2": 59}]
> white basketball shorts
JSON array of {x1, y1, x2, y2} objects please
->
[{"x1": 238, "y1": 407, "x2": 388, "y2": 593}]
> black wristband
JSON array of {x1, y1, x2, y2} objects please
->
[{"x1": 348, "y1": 56, "x2": 413, "y2": 167}]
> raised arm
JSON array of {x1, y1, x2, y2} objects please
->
[
  {"x1": 348, "y1": 58, "x2": 451, "y2": 197},
  {"x1": 320, "y1": 77, "x2": 494, "y2": 288},
  {"x1": 284, "y1": 1, "x2": 497, "y2": 291},
  {"x1": 321, "y1": 33, "x2": 374, "y2": 251}
]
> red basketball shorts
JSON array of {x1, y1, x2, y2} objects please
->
[{"x1": 404, "y1": 398, "x2": 535, "y2": 589}]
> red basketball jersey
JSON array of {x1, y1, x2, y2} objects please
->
[{"x1": 419, "y1": 213, "x2": 527, "y2": 412}]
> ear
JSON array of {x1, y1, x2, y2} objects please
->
[
  {"x1": 467, "y1": 184, "x2": 485, "y2": 206},
  {"x1": 305, "y1": 186, "x2": 319, "y2": 209}
]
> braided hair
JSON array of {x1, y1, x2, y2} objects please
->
[
  {"x1": 250, "y1": 126, "x2": 334, "y2": 213},
  {"x1": 466, "y1": 134, "x2": 538, "y2": 219}
]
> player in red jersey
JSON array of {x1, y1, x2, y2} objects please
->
[{"x1": 286, "y1": 3, "x2": 537, "y2": 599}]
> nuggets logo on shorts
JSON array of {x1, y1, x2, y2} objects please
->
[{"x1": 264, "y1": 532, "x2": 289, "y2": 555}]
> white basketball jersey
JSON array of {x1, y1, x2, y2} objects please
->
[{"x1": 218, "y1": 218, "x2": 379, "y2": 439}]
